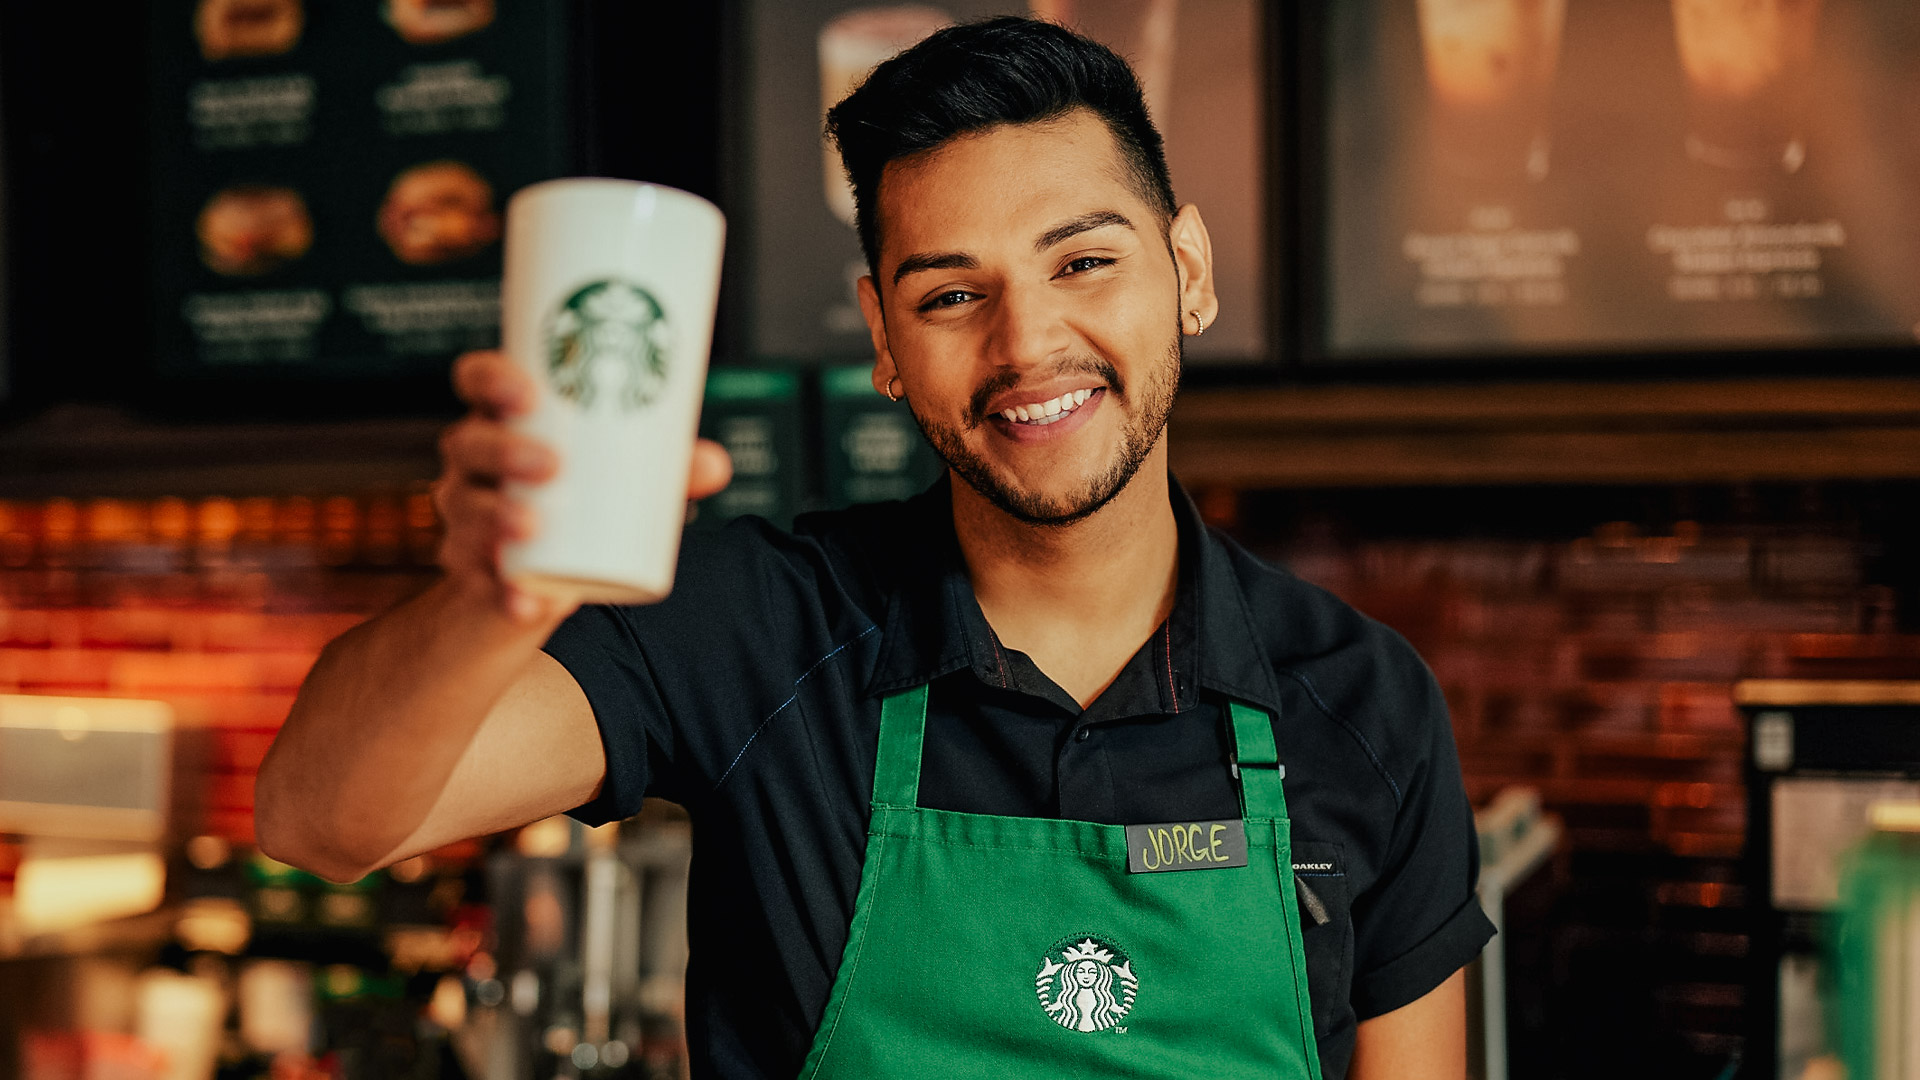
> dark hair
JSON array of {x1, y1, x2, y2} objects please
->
[{"x1": 825, "y1": 16, "x2": 1176, "y2": 276}]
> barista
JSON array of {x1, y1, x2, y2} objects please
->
[{"x1": 257, "y1": 18, "x2": 1492, "y2": 1079}]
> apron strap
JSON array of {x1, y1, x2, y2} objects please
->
[
  {"x1": 1228, "y1": 700, "x2": 1288, "y2": 821},
  {"x1": 873, "y1": 684, "x2": 931, "y2": 807}
]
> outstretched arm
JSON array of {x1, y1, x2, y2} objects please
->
[{"x1": 255, "y1": 351, "x2": 730, "y2": 881}]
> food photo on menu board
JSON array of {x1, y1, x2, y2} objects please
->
[
  {"x1": 195, "y1": 0, "x2": 304, "y2": 61},
  {"x1": 149, "y1": 0, "x2": 564, "y2": 382},
  {"x1": 383, "y1": 0, "x2": 496, "y2": 45},
  {"x1": 1319, "y1": 0, "x2": 1920, "y2": 361},
  {"x1": 376, "y1": 161, "x2": 502, "y2": 267},
  {"x1": 196, "y1": 185, "x2": 314, "y2": 278},
  {"x1": 743, "y1": 0, "x2": 1266, "y2": 365}
]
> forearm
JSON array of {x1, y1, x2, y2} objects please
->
[{"x1": 255, "y1": 577, "x2": 566, "y2": 880}]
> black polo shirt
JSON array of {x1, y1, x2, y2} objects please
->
[{"x1": 545, "y1": 476, "x2": 1494, "y2": 1080}]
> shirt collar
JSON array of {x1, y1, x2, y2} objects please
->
[{"x1": 863, "y1": 474, "x2": 1286, "y2": 719}]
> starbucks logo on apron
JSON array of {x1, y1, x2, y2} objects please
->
[
  {"x1": 545, "y1": 279, "x2": 672, "y2": 412},
  {"x1": 1035, "y1": 936, "x2": 1138, "y2": 1033}
]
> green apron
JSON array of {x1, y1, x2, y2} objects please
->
[{"x1": 798, "y1": 683, "x2": 1324, "y2": 1079}]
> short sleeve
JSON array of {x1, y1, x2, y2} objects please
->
[
  {"x1": 543, "y1": 603, "x2": 670, "y2": 825},
  {"x1": 540, "y1": 516, "x2": 880, "y2": 826},
  {"x1": 1348, "y1": 661, "x2": 1496, "y2": 1019}
]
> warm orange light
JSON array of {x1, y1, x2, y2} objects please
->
[{"x1": 13, "y1": 851, "x2": 167, "y2": 934}]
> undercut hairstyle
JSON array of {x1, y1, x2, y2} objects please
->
[{"x1": 825, "y1": 16, "x2": 1177, "y2": 277}]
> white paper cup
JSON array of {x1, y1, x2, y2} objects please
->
[{"x1": 499, "y1": 179, "x2": 725, "y2": 604}]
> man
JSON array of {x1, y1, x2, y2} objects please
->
[{"x1": 257, "y1": 17, "x2": 1492, "y2": 1079}]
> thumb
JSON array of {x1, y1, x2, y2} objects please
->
[{"x1": 688, "y1": 439, "x2": 733, "y2": 500}]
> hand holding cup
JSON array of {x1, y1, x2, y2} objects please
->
[
  {"x1": 429, "y1": 178, "x2": 733, "y2": 621},
  {"x1": 434, "y1": 349, "x2": 733, "y2": 623}
]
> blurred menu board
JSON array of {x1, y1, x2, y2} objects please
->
[
  {"x1": 148, "y1": 0, "x2": 567, "y2": 380},
  {"x1": 820, "y1": 364, "x2": 946, "y2": 506},
  {"x1": 1319, "y1": 0, "x2": 1920, "y2": 361},
  {"x1": 743, "y1": 1, "x2": 1265, "y2": 366},
  {"x1": 696, "y1": 369, "x2": 808, "y2": 529}
]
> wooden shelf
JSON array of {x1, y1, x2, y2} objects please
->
[
  {"x1": 10, "y1": 377, "x2": 1920, "y2": 497},
  {"x1": 1733, "y1": 680, "x2": 1920, "y2": 706},
  {"x1": 1168, "y1": 378, "x2": 1920, "y2": 487},
  {"x1": 0, "y1": 406, "x2": 443, "y2": 498}
]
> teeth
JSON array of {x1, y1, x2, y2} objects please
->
[{"x1": 998, "y1": 388, "x2": 1096, "y2": 424}]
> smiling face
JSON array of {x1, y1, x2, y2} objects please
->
[{"x1": 858, "y1": 109, "x2": 1213, "y2": 527}]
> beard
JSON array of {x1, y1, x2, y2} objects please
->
[{"x1": 910, "y1": 327, "x2": 1182, "y2": 528}]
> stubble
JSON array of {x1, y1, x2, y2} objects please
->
[{"x1": 911, "y1": 329, "x2": 1182, "y2": 527}]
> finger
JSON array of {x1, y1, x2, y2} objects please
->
[
  {"x1": 688, "y1": 439, "x2": 733, "y2": 501},
  {"x1": 504, "y1": 583, "x2": 544, "y2": 623},
  {"x1": 451, "y1": 351, "x2": 537, "y2": 418},
  {"x1": 433, "y1": 484, "x2": 535, "y2": 575},
  {"x1": 440, "y1": 484, "x2": 535, "y2": 546},
  {"x1": 432, "y1": 482, "x2": 499, "y2": 577},
  {"x1": 440, "y1": 419, "x2": 558, "y2": 486},
  {"x1": 503, "y1": 581, "x2": 579, "y2": 625}
]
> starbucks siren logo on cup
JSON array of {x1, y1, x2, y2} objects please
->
[{"x1": 545, "y1": 279, "x2": 674, "y2": 413}]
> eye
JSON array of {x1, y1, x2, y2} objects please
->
[
  {"x1": 918, "y1": 289, "x2": 976, "y2": 314},
  {"x1": 1059, "y1": 256, "x2": 1114, "y2": 276}
]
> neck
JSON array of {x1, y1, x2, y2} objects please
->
[{"x1": 951, "y1": 441, "x2": 1180, "y2": 707}]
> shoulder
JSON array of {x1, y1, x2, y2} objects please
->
[
  {"x1": 1212, "y1": 530, "x2": 1447, "y2": 804},
  {"x1": 787, "y1": 496, "x2": 928, "y2": 583},
  {"x1": 677, "y1": 496, "x2": 926, "y2": 605}
]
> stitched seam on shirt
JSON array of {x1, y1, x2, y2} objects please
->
[
  {"x1": 1163, "y1": 622, "x2": 1178, "y2": 713},
  {"x1": 1279, "y1": 668, "x2": 1404, "y2": 808},
  {"x1": 987, "y1": 625, "x2": 1008, "y2": 687},
  {"x1": 714, "y1": 625, "x2": 878, "y2": 791}
]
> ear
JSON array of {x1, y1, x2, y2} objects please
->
[
  {"x1": 1169, "y1": 204, "x2": 1218, "y2": 337},
  {"x1": 857, "y1": 274, "x2": 898, "y2": 397}
]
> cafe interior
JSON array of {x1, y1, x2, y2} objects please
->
[{"x1": 1, "y1": 1, "x2": 1917, "y2": 1078}]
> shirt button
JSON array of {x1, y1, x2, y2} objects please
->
[{"x1": 1075, "y1": 729, "x2": 1091, "y2": 742}]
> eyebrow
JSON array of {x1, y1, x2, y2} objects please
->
[
  {"x1": 1032, "y1": 210, "x2": 1134, "y2": 252},
  {"x1": 889, "y1": 210, "x2": 1137, "y2": 287},
  {"x1": 892, "y1": 251, "x2": 978, "y2": 287}
]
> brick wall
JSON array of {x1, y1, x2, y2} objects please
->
[
  {"x1": 1222, "y1": 481, "x2": 1920, "y2": 1075},
  {"x1": 7, "y1": 487, "x2": 1910, "y2": 863},
  {"x1": 1257, "y1": 505, "x2": 1914, "y2": 863},
  {"x1": 0, "y1": 494, "x2": 441, "y2": 845}
]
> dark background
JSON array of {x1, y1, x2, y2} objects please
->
[
  {"x1": 0, "y1": 2, "x2": 727, "y2": 421},
  {"x1": 6, "y1": 3, "x2": 1916, "y2": 418},
  {"x1": 1319, "y1": 0, "x2": 1920, "y2": 358}
]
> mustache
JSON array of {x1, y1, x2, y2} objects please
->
[{"x1": 966, "y1": 357, "x2": 1124, "y2": 429}]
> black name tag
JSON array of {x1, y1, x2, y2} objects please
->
[{"x1": 1125, "y1": 819, "x2": 1248, "y2": 873}]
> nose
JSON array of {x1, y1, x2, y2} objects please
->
[{"x1": 984, "y1": 280, "x2": 1073, "y2": 373}]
